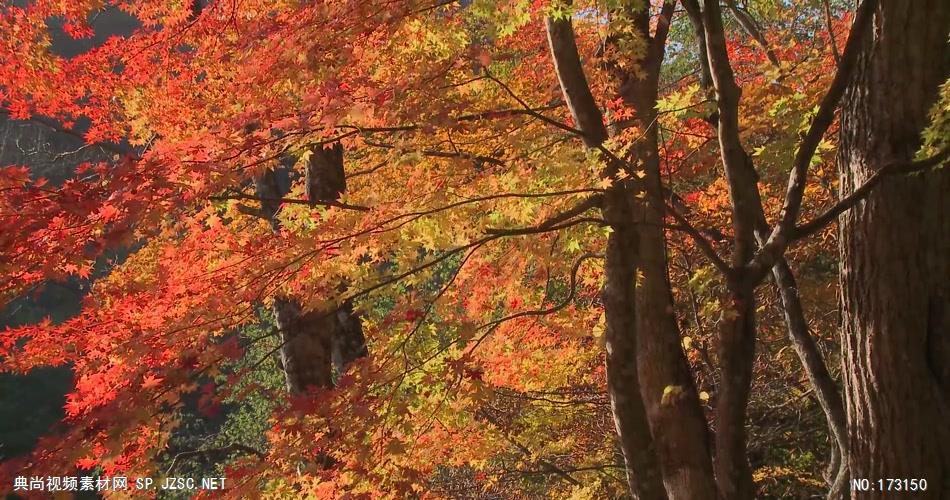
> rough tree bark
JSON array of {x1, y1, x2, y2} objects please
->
[{"x1": 837, "y1": 1, "x2": 950, "y2": 497}]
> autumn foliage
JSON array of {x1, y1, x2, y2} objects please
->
[{"x1": 1, "y1": 0, "x2": 947, "y2": 498}]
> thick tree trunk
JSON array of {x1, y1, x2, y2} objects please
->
[
  {"x1": 602, "y1": 191, "x2": 669, "y2": 500},
  {"x1": 255, "y1": 170, "x2": 336, "y2": 393},
  {"x1": 274, "y1": 298, "x2": 366, "y2": 393},
  {"x1": 837, "y1": 1, "x2": 950, "y2": 497},
  {"x1": 273, "y1": 298, "x2": 335, "y2": 392},
  {"x1": 548, "y1": 3, "x2": 720, "y2": 496},
  {"x1": 696, "y1": 0, "x2": 771, "y2": 495},
  {"x1": 635, "y1": 147, "x2": 719, "y2": 500},
  {"x1": 331, "y1": 300, "x2": 368, "y2": 375},
  {"x1": 594, "y1": 3, "x2": 720, "y2": 497}
]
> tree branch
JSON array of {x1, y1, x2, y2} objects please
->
[
  {"x1": 681, "y1": 0, "x2": 713, "y2": 91},
  {"x1": 665, "y1": 202, "x2": 733, "y2": 276},
  {"x1": 362, "y1": 140, "x2": 505, "y2": 167},
  {"x1": 770, "y1": 0, "x2": 877, "y2": 238},
  {"x1": 210, "y1": 193, "x2": 371, "y2": 212},
  {"x1": 164, "y1": 443, "x2": 264, "y2": 475},
  {"x1": 477, "y1": 409, "x2": 582, "y2": 486},
  {"x1": 822, "y1": 0, "x2": 842, "y2": 66},
  {"x1": 702, "y1": 0, "x2": 762, "y2": 262},
  {"x1": 724, "y1": 0, "x2": 780, "y2": 67},
  {"x1": 650, "y1": 0, "x2": 677, "y2": 66},
  {"x1": 484, "y1": 195, "x2": 604, "y2": 236},
  {"x1": 482, "y1": 71, "x2": 586, "y2": 139},
  {"x1": 792, "y1": 146, "x2": 950, "y2": 240},
  {"x1": 544, "y1": 10, "x2": 609, "y2": 148}
]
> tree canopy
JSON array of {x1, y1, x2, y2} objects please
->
[{"x1": 1, "y1": 0, "x2": 948, "y2": 498}]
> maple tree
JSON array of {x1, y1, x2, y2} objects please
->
[{"x1": 1, "y1": 0, "x2": 947, "y2": 499}]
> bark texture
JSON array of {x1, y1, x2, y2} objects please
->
[
  {"x1": 273, "y1": 298, "x2": 335, "y2": 392},
  {"x1": 331, "y1": 299, "x2": 369, "y2": 374},
  {"x1": 602, "y1": 192, "x2": 668, "y2": 500},
  {"x1": 306, "y1": 142, "x2": 347, "y2": 204},
  {"x1": 837, "y1": 1, "x2": 950, "y2": 497},
  {"x1": 632, "y1": 124, "x2": 719, "y2": 500}
]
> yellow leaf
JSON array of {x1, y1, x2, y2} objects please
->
[{"x1": 661, "y1": 385, "x2": 685, "y2": 406}]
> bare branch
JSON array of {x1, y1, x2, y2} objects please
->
[
  {"x1": 544, "y1": 11, "x2": 608, "y2": 147},
  {"x1": 724, "y1": 0, "x2": 780, "y2": 67},
  {"x1": 235, "y1": 203, "x2": 265, "y2": 219},
  {"x1": 793, "y1": 146, "x2": 950, "y2": 240},
  {"x1": 665, "y1": 202, "x2": 733, "y2": 276},
  {"x1": 482, "y1": 70, "x2": 586, "y2": 139},
  {"x1": 770, "y1": 0, "x2": 877, "y2": 238},
  {"x1": 681, "y1": 0, "x2": 713, "y2": 92},
  {"x1": 650, "y1": 0, "x2": 677, "y2": 65},
  {"x1": 164, "y1": 443, "x2": 264, "y2": 475},
  {"x1": 209, "y1": 193, "x2": 371, "y2": 212},
  {"x1": 338, "y1": 103, "x2": 566, "y2": 135},
  {"x1": 362, "y1": 140, "x2": 505, "y2": 167},
  {"x1": 822, "y1": 0, "x2": 842, "y2": 66}
]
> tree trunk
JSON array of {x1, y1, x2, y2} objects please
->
[
  {"x1": 837, "y1": 1, "x2": 950, "y2": 497},
  {"x1": 695, "y1": 0, "x2": 771, "y2": 494},
  {"x1": 545, "y1": 13, "x2": 667, "y2": 498},
  {"x1": 603, "y1": 191, "x2": 669, "y2": 500},
  {"x1": 273, "y1": 297, "x2": 335, "y2": 392},
  {"x1": 593, "y1": 3, "x2": 720, "y2": 497},
  {"x1": 331, "y1": 299, "x2": 368, "y2": 375},
  {"x1": 713, "y1": 278, "x2": 756, "y2": 500},
  {"x1": 254, "y1": 145, "x2": 366, "y2": 394},
  {"x1": 620, "y1": 74, "x2": 719, "y2": 500}
]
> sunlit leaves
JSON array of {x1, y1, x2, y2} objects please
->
[{"x1": 0, "y1": 0, "x2": 857, "y2": 496}]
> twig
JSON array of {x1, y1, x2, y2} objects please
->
[
  {"x1": 164, "y1": 443, "x2": 264, "y2": 475},
  {"x1": 209, "y1": 193, "x2": 370, "y2": 212}
]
